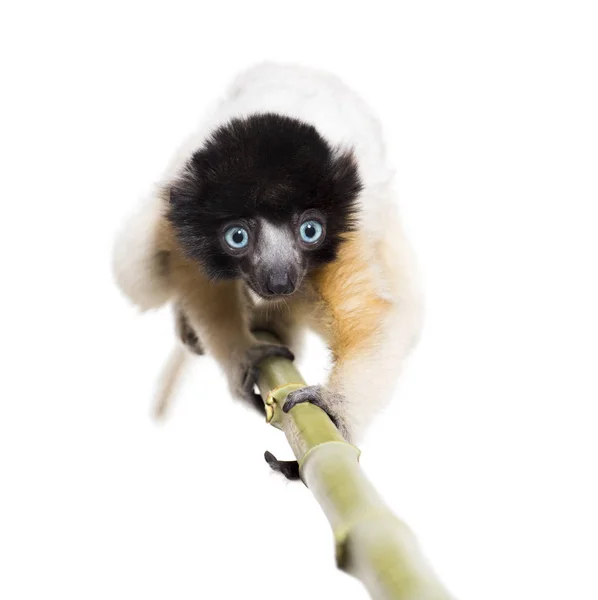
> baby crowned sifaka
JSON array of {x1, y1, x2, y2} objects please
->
[{"x1": 113, "y1": 63, "x2": 423, "y2": 479}]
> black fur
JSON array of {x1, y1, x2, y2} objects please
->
[{"x1": 167, "y1": 113, "x2": 362, "y2": 279}]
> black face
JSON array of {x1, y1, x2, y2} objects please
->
[{"x1": 167, "y1": 113, "x2": 362, "y2": 298}]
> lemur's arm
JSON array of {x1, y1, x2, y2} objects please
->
[
  {"x1": 170, "y1": 251, "x2": 293, "y2": 407},
  {"x1": 283, "y1": 233, "x2": 422, "y2": 442},
  {"x1": 309, "y1": 303, "x2": 411, "y2": 441}
]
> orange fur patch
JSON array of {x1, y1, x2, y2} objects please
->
[{"x1": 312, "y1": 234, "x2": 391, "y2": 361}]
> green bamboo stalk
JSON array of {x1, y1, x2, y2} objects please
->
[{"x1": 255, "y1": 332, "x2": 456, "y2": 600}]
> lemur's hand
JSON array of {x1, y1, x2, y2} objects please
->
[
  {"x1": 234, "y1": 343, "x2": 294, "y2": 411},
  {"x1": 282, "y1": 385, "x2": 350, "y2": 440}
]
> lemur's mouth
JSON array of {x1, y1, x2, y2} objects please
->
[{"x1": 248, "y1": 285, "x2": 296, "y2": 302}]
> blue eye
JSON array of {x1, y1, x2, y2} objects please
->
[
  {"x1": 299, "y1": 220, "x2": 323, "y2": 244},
  {"x1": 224, "y1": 226, "x2": 249, "y2": 249}
]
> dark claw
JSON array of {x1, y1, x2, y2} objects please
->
[{"x1": 264, "y1": 451, "x2": 300, "y2": 481}]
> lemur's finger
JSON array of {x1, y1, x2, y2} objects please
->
[
  {"x1": 242, "y1": 365, "x2": 261, "y2": 393},
  {"x1": 250, "y1": 392, "x2": 267, "y2": 413},
  {"x1": 264, "y1": 451, "x2": 300, "y2": 481},
  {"x1": 283, "y1": 385, "x2": 327, "y2": 413},
  {"x1": 242, "y1": 344, "x2": 294, "y2": 393},
  {"x1": 247, "y1": 344, "x2": 294, "y2": 364},
  {"x1": 282, "y1": 385, "x2": 344, "y2": 432}
]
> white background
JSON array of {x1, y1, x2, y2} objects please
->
[{"x1": 1, "y1": 1, "x2": 597, "y2": 599}]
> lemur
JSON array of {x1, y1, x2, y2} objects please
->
[{"x1": 113, "y1": 63, "x2": 423, "y2": 479}]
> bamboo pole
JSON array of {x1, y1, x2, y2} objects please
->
[{"x1": 255, "y1": 332, "x2": 456, "y2": 600}]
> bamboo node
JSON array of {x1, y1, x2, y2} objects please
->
[{"x1": 264, "y1": 382, "x2": 305, "y2": 424}]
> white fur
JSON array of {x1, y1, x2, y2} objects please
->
[
  {"x1": 339, "y1": 215, "x2": 423, "y2": 439},
  {"x1": 112, "y1": 189, "x2": 171, "y2": 311}
]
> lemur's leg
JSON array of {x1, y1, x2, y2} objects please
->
[
  {"x1": 172, "y1": 259, "x2": 293, "y2": 412},
  {"x1": 152, "y1": 303, "x2": 202, "y2": 420}
]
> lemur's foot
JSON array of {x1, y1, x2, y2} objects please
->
[
  {"x1": 282, "y1": 385, "x2": 349, "y2": 439},
  {"x1": 264, "y1": 451, "x2": 300, "y2": 481},
  {"x1": 239, "y1": 344, "x2": 294, "y2": 412}
]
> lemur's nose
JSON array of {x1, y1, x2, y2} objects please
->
[{"x1": 266, "y1": 271, "x2": 294, "y2": 296}]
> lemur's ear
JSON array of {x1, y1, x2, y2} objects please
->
[
  {"x1": 168, "y1": 188, "x2": 191, "y2": 204},
  {"x1": 168, "y1": 175, "x2": 202, "y2": 204},
  {"x1": 330, "y1": 149, "x2": 362, "y2": 198},
  {"x1": 332, "y1": 148, "x2": 356, "y2": 174},
  {"x1": 325, "y1": 149, "x2": 362, "y2": 234}
]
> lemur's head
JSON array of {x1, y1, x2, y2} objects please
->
[{"x1": 167, "y1": 113, "x2": 362, "y2": 299}]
